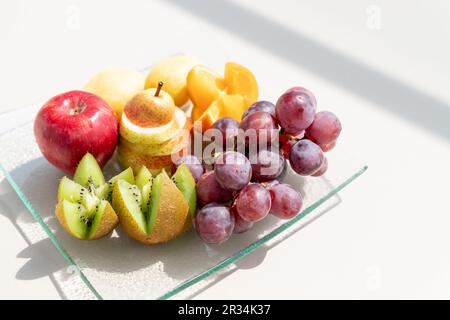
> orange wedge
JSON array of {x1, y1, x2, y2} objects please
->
[
  {"x1": 193, "y1": 101, "x2": 221, "y2": 133},
  {"x1": 217, "y1": 94, "x2": 246, "y2": 121},
  {"x1": 187, "y1": 62, "x2": 259, "y2": 131},
  {"x1": 187, "y1": 65, "x2": 226, "y2": 111},
  {"x1": 224, "y1": 62, "x2": 258, "y2": 106},
  {"x1": 191, "y1": 104, "x2": 205, "y2": 122},
  {"x1": 193, "y1": 94, "x2": 247, "y2": 132}
]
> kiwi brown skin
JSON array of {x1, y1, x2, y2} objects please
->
[
  {"x1": 88, "y1": 202, "x2": 119, "y2": 240},
  {"x1": 144, "y1": 171, "x2": 189, "y2": 244},
  {"x1": 180, "y1": 215, "x2": 193, "y2": 235}
]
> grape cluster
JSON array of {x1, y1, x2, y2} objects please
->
[
  {"x1": 192, "y1": 151, "x2": 303, "y2": 244},
  {"x1": 177, "y1": 86, "x2": 341, "y2": 244},
  {"x1": 276, "y1": 87, "x2": 342, "y2": 177}
]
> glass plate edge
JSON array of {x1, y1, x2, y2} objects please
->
[
  {"x1": 158, "y1": 165, "x2": 368, "y2": 300},
  {"x1": 0, "y1": 164, "x2": 103, "y2": 300},
  {"x1": 0, "y1": 161, "x2": 367, "y2": 300}
]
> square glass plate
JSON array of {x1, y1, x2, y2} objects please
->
[{"x1": 0, "y1": 105, "x2": 367, "y2": 300}]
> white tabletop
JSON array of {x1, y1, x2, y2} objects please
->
[{"x1": 1, "y1": 0, "x2": 450, "y2": 299}]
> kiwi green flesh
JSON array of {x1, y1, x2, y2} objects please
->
[
  {"x1": 146, "y1": 172, "x2": 162, "y2": 234},
  {"x1": 95, "y1": 183, "x2": 109, "y2": 200},
  {"x1": 60, "y1": 199, "x2": 109, "y2": 240},
  {"x1": 87, "y1": 200, "x2": 108, "y2": 239},
  {"x1": 115, "y1": 167, "x2": 192, "y2": 236},
  {"x1": 135, "y1": 166, "x2": 152, "y2": 191},
  {"x1": 100, "y1": 167, "x2": 135, "y2": 202},
  {"x1": 58, "y1": 176, "x2": 112, "y2": 236},
  {"x1": 172, "y1": 163, "x2": 197, "y2": 218},
  {"x1": 73, "y1": 153, "x2": 105, "y2": 188},
  {"x1": 59, "y1": 162, "x2": 134, "y2": 239},
  {"x1": 110, "y1": 167, "x2": 134, "y2": 185},
  {"x1": 59, "y1": 166, "x2": 134, "y2": 207},
  {"x1": 58, "y1": 176, "x2": 85, "y2": 203},
  {"x1": 116, "y1": 179, "x2": 147, "y2": 233},
  {"x1": 61, "y1": 200, "x2": 88, "y2": 239},
  {"x1": 115, "y1": 170, "x2": 165, "y2": 235}
]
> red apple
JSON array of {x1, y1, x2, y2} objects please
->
[{"x1": 34, "y1": 90, "x2": 118, "y2": 174}]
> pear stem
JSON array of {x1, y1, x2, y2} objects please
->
[{"x1": 155, "y1": 81, "x2": 164, "y2": 97}]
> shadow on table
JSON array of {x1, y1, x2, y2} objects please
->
[
  {"x1": 182, "y1": 197, "x2": 340, "y2": 300},
  {"x1": 0, "y1": 156, "x2": 341, "y2": 299},
  {"x1": 168, "y1": 0, "x2": 450, "y2": 141}
]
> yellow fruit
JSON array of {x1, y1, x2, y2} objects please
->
[
  {"x1": 145, "y1": 55, "x2": 201, "y2": 107},
  {"x1": 84, "y1": 68, "x2": 145, "y2": 118}
]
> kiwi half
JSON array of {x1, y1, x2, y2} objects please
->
[
  {"x1": 55, "y1": 153, "x2": 132, "y2": 240},
  {"x1": 112, "y1": 165, "x2": 196, "y2": 244}
]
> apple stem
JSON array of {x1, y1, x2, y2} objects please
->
[
  {"x1": 155, "y1": 81, "x2": 164, "y2": 97},
  {"x1": 70, "y1": 103, "x2": 86, "y2": 115}
]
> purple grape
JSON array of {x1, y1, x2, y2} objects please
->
[
  {"x1": 311, "y1": 156, "x2": 328, "y2": 177},
  {"x1": 306, "y1": 111, "x2": 342, "y2": 145},
  {"x1": 214, "y1": 151, "x2": 252, "y2": 191},
  {"x1": 285, "y1": 86, "x2": 317, "y2": 109},
  {"x1": 174, "y1": 155, "x2": 204, "y2": 182},
  {"x1": 268, "y1": 183, "x2": 303, "y2": 219},
  {"x1": 289, "y1": 139, "x2": 324, "y2": 176},
  {"x1": 231, "y1": 204, "x2": 254, "y2": 234},
  {"x1": 195, "y1": 203, "x2": 235, "y2": 244},
  {"x1": 275, "y1": 91, "x2": 316, "y2": 134},
  {"x1": 196, "y1": 171, "x2": 233, "y2": 205},
  {"x1": 236, "y1": 183, "x2": 271, "y2": 222},
  {"x1": 212, "y1": 117, "x2": 239, "y2": 147},
  {"x1": 251, "y1": 149, "x2": 285, "y2": 181},
  {"x1": 242, "y1": 101, "x2": 276, "y2": 120},
  {"x1": 239, "y1": 111, "x2": 278, "y2": 146}
]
